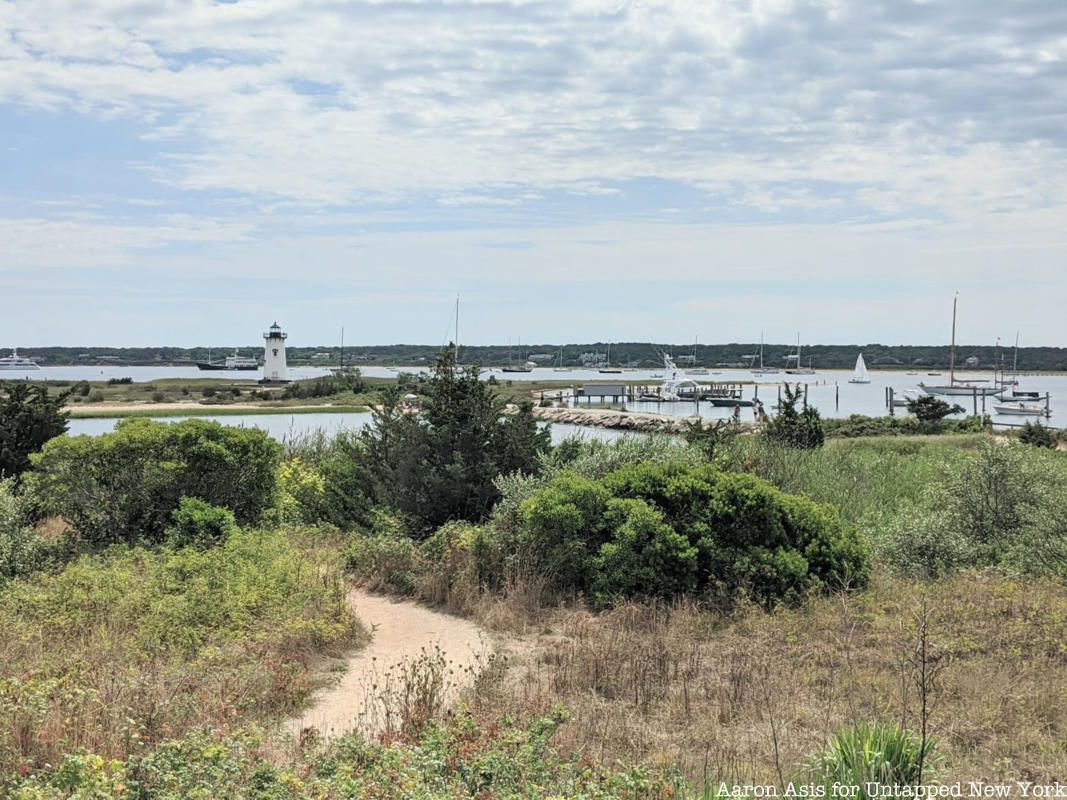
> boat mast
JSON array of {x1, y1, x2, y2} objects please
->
[
  {"x1": 455, "y1": 294, "x2": 460, "y2": 355},
  {"x1": 1012, "y1": 331, "x2": 1019, "y2": 385},
  {"x1": 340, "y1": 326, "x2": 345, "y2": 370},
  {"x1": 949, "y1": 293, "x2": 958, "y2": 384},
  {"x1": 759, "y1": 331, "x2": 765, "y2": 370}
]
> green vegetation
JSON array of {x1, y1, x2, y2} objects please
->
[
  {"x1": 764, "y1": 382, "x2": 824, "y2": 449},
  {"x1": 1019, "y1": 418, "x2": 1059, "y2": 448},
  {"x1": 822, "y1": 413, "x2": 988, "y2": 438},
  {"x1": 807, "y1": 722, "x2": 937, "y2": 789},
  {"x1": 318, "y1": 346, "x2": 551, "y2": 535},
  {"x1": 0, "y1": 383, "x2": 69, "y2": 479},
  {"x1": 2, "y1": 343, "x2": 1067, "y2": 793},
  {"x1": 905, "y1": 394, "x2": 964, "y2": 423},
  {"x1": 0, "y1": 528, "x2": 358, "y2": 783},
  {"x1": 281, "y1": 371, "x2": 366, "y2": 399},
  {"x1": 493, "y1": 461, "x2": 866, "y2": 607},
  {"x1": 28, "y1": 418, "x2": 280, "y2": 544}
]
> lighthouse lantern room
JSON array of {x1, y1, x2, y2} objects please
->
[{"x1": 262, "y1": 322, "x2": 289, "y2": 383}]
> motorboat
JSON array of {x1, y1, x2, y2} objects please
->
[
  {"x1": 0, "y1": 348, "x2": 39, "y2": 370},
  {"x1": 197, "y1": 349, "x2": 260, "y2": 371},
  {"x1": 993, "y1": 400, "x2": 1051, "y2": 417}
]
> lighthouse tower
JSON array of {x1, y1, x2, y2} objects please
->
[{"x1": 262, "y1": 322, "x2": 289, "y2": 383}]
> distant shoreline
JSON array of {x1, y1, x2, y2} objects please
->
[{"x1": 66, "y1": 403, "x2": 371, "y2": 419}]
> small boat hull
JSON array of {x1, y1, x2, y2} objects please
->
[
  {"x1": 994, "y1": 403, "x2": 1050, "y2": 416},
  {"x1": 709, "y1": 397, "x2": 755, "y2": 407}
]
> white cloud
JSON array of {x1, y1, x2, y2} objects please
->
[{"x1": 0, "y1": 0, "x2": 1065, "y2": 220}]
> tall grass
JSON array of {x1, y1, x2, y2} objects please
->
[{"x1": 0, "y1": 528, "x2": 363, "y2": 776}]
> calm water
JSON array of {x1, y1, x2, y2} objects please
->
[
  {"x1": 16, "y1": 364, "x2": 1060, "y2": 425},
  {"x1": 66, "y1": 413, "x2": 635, "y2": 445}
]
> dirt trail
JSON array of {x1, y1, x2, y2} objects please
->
[{"x1": 287, "y1": 589, "x2": 491, "y2": 740}]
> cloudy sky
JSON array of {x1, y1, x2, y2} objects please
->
[{"x1": 2, "y1": 0, "x2": 1066, "y2": 348}]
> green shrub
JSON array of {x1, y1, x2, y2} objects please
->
[
  {"x1": 165, "y1": 496, "x2": 237, "y2": 549},
  {"x1": 151, "y1": 391, "x2": 166, "y2": 403},
  {"x1": 0, "y1": 479, "x2": 51, "y2": 582},
  {"x1": 877, "y1": 505, "x2": 971, "y2": 578},
  {"x1": 275, "y1": 457, "x2": 328, "y2": 524},
  {"x1": 29, "y1": 418, "x2": 280, "y2": 545},
  {"x1": 89, "y1": 390, "x2": 105, "y2": 403},
  {"x1": 808, "y1": 721, "x2": 937, "y2": 791},
  {"x1": 906, "y1": 395, "x2": 963, "y2": 423},
  {"x1": 1019, "y1": 419, "x2": 1057, "y2": 449},
  {"x1": 344, "y1": 509, "x2": 421, "y2": 593},
  {"x1": 0, "y1": 383, "x2": 69, "y2": 478},
  {"x1": 74, "y1": 381, "x2": 91, "y2": 397},
  {"x1": 506, "y1": 462, "x2": 868, "y2": 606},
  {"x1": 823, "y1": 414, "x2": 989, "y2": 438},
  {"x1": 281, "y1": 372, "x2": 365, "y2": 399},
  {"x1": 764, "y1": 383, "x2": 824, "y2": 449},
  {"x1": 201, "y1": 386, "x2": 216, "y2": 398}
]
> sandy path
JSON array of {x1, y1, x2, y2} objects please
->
[{"x1": 287, "y1": 590, "x2": 491, "y2": 740}]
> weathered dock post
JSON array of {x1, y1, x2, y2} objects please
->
[{"x1": 835, "y1": 382, "x2": 839, "y2": 410}]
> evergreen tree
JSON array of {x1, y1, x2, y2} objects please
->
[{"x1": 0, "y1": 383, "x2": 69, "y2": 479}]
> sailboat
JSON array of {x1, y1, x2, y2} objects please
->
[
  {"x1": 502, "y1": 337, "x2": 533, "y2": 373},
  {"x1": 999, "y1": 333, "x2": 1040, "y2": 399},
  {"x1": 598, "y1": 343, "x2": 622, "y2": 373},
  {"x1": 919, "y1": 294, "x2": 1003, "y2": 397},
  {"x1": 785, "y1": 333, "x2": 816, "y2": 375},
  {"x1": 848, "y1": 354, "x2": 871, "y2": 384},
  {"x1": 751, "y1": 331, "x2": 779, "y2": 374},
  {"x1": 332, "y1": 327, "x2": 359, "y2": 376},
  {"x1": 684, "y1": 336, "x2": 709, "y2": 375},
  {"x1": 552, "y1": 345, "x2": 570, "y2": 372}
]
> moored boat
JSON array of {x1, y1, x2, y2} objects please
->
[
  {"x1": 848, "y1": 353, "x2": 871, "y2": 384},
  {"x1": 0, "y1": 348, "x2": 39, "y2": 370},
  {"x1": 993, "y1": 401, "x2": 1051, "y2": 417}
]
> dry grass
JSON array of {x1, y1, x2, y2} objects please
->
[{"x1": 467, "y1": 572, "x2": 1067, "y2": 785}]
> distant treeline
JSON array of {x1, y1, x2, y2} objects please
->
[{"x1": 11, "y1": 342, "x2": 1067, "y2": 371}]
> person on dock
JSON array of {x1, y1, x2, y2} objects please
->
[{"x1": 732, "y1": 404, "x2": 741, "y2": 423}]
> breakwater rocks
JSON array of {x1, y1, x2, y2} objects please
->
[{"x1": 530, "y1": 405, "x2": 704, "y2": 433}]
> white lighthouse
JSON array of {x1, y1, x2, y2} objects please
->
[{"x1": 262, "y1": 321, "x2": 289, "y2": 383}]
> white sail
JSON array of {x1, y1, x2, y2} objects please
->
[{"x1": 849, "y1": 353, "x2": 871, "y2": 384}]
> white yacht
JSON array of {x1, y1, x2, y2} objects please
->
[{"x1": 0, "y1": 348, "x2": 40, "y2": 370}]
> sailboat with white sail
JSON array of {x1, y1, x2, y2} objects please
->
[
  {"x1": 920, "y1": 294, "x2": 1003, "y2": 397},
  {"x1": 848, "y1": 353, "x2": 871, "y2": 384}
]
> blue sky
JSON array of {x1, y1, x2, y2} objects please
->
[{"x1": 1, "y1": 0, "x2": 1066, "y2": 348}]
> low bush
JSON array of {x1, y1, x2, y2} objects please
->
[
  {"x1": 1019, "y1": 419, "x2": 1057, "y2": 448},
  {"x1": 281, "y1": 372, "x2": 366, "y2": 399},
  {"x1": 0, "y1": 479, "x2": 51, "y2": 582},
  {"x1": 496, "y1": 462, "x2": 868, "y2": 607},
  {"x1": 165, "y1": 496, "x2": 237, "y2": 549},
  {"x1": 0, "y1": 528, "x2": 359, "y2": 775},
  {"x1": 823, "y1": 414, "x2": 989, "y2": 438},
  {"x1": 344, "y1": 509, "x2": 422, "y2": 593},
  {"x1": 28, "y1": 418, "x2": 280, "y2": 545},
  {"x1": 8, "y1": 709, "x2": 680, "y2": 799}
]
